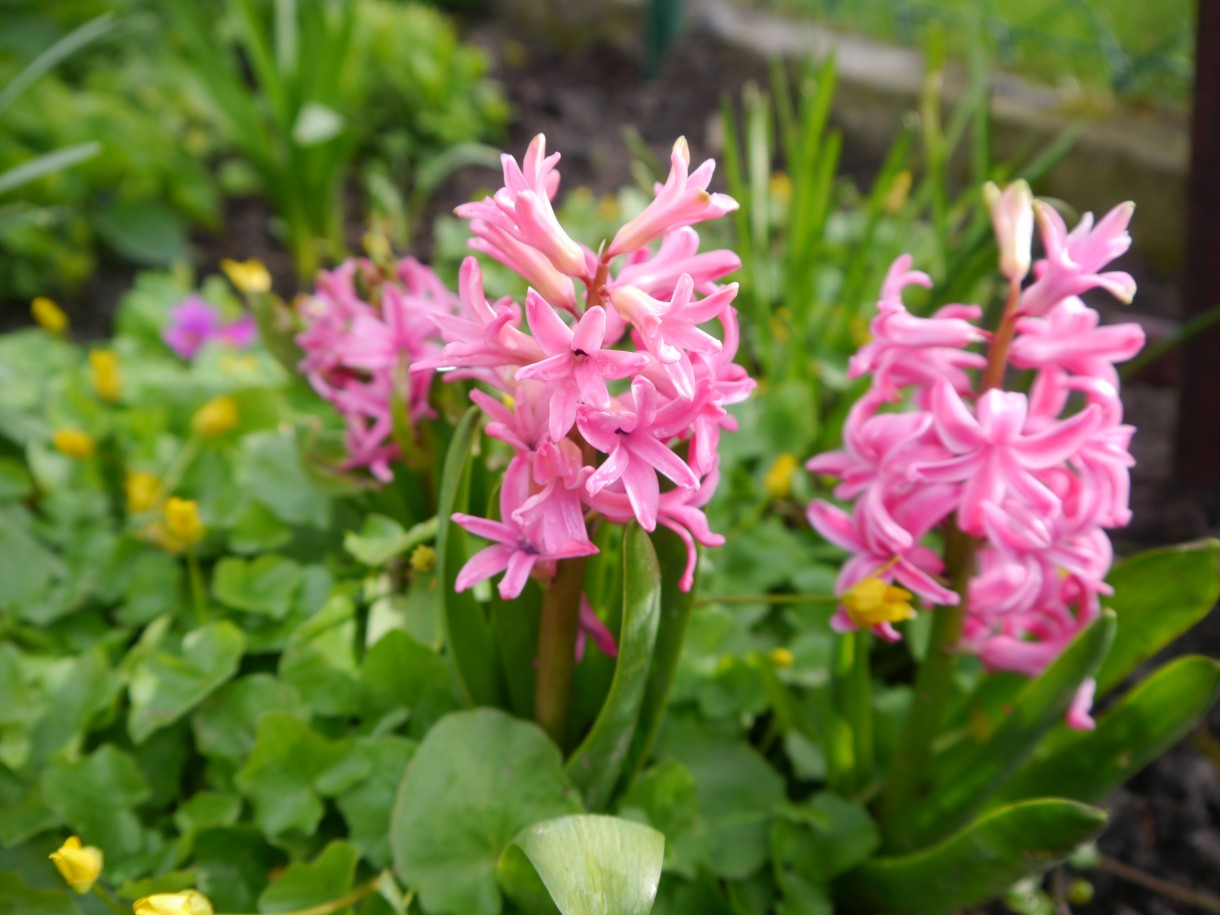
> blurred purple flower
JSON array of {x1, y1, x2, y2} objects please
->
[{"x1": 164, "y1": 296, "x2": 256, "y2": 359}]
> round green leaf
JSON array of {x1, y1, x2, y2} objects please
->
[
  {"x1": 390, "y1": 709, "x2": 581, "y2": 915},
  {"x1": 506, "y1": 815, "x2": 665, "y2": 915}
]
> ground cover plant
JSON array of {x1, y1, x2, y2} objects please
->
[{"x1": 0, "y1": 48, "x2": 1217, "y2": 915}]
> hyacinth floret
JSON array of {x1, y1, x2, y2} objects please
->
[
  {"x1": 806, "y1": 183, "x2": 1143, "y2": 729},
  {"x1": 421, "y1": 134, "x2": 752, "y2": 596}
]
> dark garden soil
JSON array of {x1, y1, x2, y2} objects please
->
[{"x1": 22, "y1": 7, "x2": 1220, "y2": 912}]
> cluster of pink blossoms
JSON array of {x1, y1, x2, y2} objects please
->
[
  {"x1": 807, "y1": 184, "x2": 1144, "y2": 729},
  {"x1": 297, "y1": 256, "x2": 457, "y2": 481},
  {"x1": 418, "y1": 135, "x2": 753, "y2": 599}
]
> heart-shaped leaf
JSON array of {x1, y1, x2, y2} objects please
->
[
  {"x1": 390, "y1": 709, "x2": 581, "y2": 915},
  {"x1": 258, "y1": 840, "x2": 358, "y2": 913},
  {"x1": 502, "y1": 815, "x2": 665, "y2": 915},
  {"x1": 128, "y1": 622, "x2": 245, "y2": 743},
  {"x1": 833, "y1": 799, "x2": 1107, "y2": 915}
]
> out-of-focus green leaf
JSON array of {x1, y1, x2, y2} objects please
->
[
  {"x1": 390, "y1": 709, "x2": 581, "y2": 915},
  {"x1": 234, "y1": 713, "x2": 370, "y2": 836},
  {"x1": 345, "y1": 514, "x2": 436, "y2": 566},
  {"x1": 194, "y1": 827, "x2": 284, "y2": 913},
  {"x1": 1095, "y1": 541, "x2": 1220, "y2": 696},
  {"x1": 0, "y1": 871, "x2": 78, "y2": 915},
  {"x1": 503, "y1": 815, "x2": 664, "y2": 915},
  {"x1": 212, "y1": 555, "x2": 303, "y2": 619},
  {"x1": 40, "y1": 744, "x2": 150, "y2": 859},
  {"x1": 771, "y1": 793, "x2": 879, "y2": 885},
  {"x1": 616, "y1": 760, "x2": 705, "y2": 879},
  {"x1": 567, "y1": 525, "x2": 661, "y2": 809},
  {"x1": 336, "y1": 737, "x2": 416, "y2": 869},
  {"x1": 258, "y1": 840, "x2": 358, "y2": 913},
  {"x1": 833, "y1": 799, "x2": 1107, "y2": 915},
  {"x1": 995, "y1": 655, "x2": 1220, "y2": 806},
  {"x1": 278, "y1": 592, "x2": 358, "y2": 717},
  {"x1": 359, "y1": 630, "x2": 457, "y2": 739},
  {"x1": 128, "y1": 622, "x2": 245, "y2": 743},
  {"x1": 192, "y1": 674, "x2": 304, "y2": 762},
  {"x1": 93, "y1": 201, "x2": 188, "y2": 265}
]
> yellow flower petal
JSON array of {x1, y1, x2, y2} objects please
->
[
  {"x1": 133, "y1": 890, "x2": 214, "y2": 915},
  {"x1": 841, "y1": 576, "x2": 916, "y2": 629},
  {"x1": 49, "y1": 835, "x2": 103, "y2": 894},
  {"x1": 220, "y1": 258, "x2": 271, "y2": 295},
  {"x1": 32, "y1": 296, "x2": 68, "y2": 333},
  {"x1": 191, "y1": 396, "x2": 239, "y2": 439},
  {"x1": 52, "y1": 428, "x2": 95, "y2": 460},
  {"x1": 89, "y1": 349, "x2": 122, "y2": 403},
  {"x1": 125, "y1": 471, "x2": 162, "y2": 514},
  {"x1": 763, "y1": 452, "x2": 800, "y2": 500},
  {"x1": 164, "y1": 497, "x2": 204, "y2": 547}
]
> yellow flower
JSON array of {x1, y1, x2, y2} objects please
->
[
  {"x1": 769, "y1": 647, "x2": 795, "y2": 669},
  {"x1": 133, "y1": 890, "x2": 214, "y2": 915},
  {"x1": 410, "y1": 544, "x2": 437, "y2": 574},
  {"x1": 883, "y1": 169, "x2": 913, "y2": 214},
  {"x1": 840, "y1": 576, "x2": 916, "y2": 629},
  {"x1": 769, "y1": 172, "x2": 793, "y2": 206},
  {"x1": 32, "y1": 296, "x2": 68, "y2": 333},
  {"x1": 763, "y1": 453, "x2": 799, "y2": 500},
  {"x1": 89, "y1": 349, "x2": 122, "y2": 402},
  {"x1": 220, "y1": 258, "x2": 271, "y2": 295},
  {"x1": 191, "y1": 396, "x2": 239, "y2": 438},
  {"x1": 125, "y1": 471, "x2": 161, "y2": 514},
  {"x1": 164, "y1": 498, "x2": 204, "y2": 547},
  {"x1": 53, "y1": 428, "x2": 95, "y2": 460},
  {"x1": 49, "y1": 836, "x2": 103, "y2": 894}
]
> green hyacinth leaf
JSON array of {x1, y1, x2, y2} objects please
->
[
  {"x1": 503, "y1": 815, "x2": 664, "y2": 915},
  {"x1": 995, "y1": 654, "x2": 1220, "y2": 807},
  {"x1": 566, "y1": 525, "x2": 662, "y2": 810},
  {"x1": 435, "y1": 407, "x2": 505, "y2": 707},
  {"x1": 1094, "y1": 540, "x2": 1220, "y2": 697},
  {"x1": 621, "y1": 527, "x2": 699, "y2": 786},
  {"x1": 901, "y1": 610, "x2": 1114, "y2": 850},
  {"x1": 834, "y1": 799, "x2": 1107, "y2": 915}
]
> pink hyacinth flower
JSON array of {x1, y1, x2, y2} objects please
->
[
  {"x1": 1019, "y1": 201, "x2": 1137, "y2": 316},
  {"x1": 580, "y1": 377, "x2": 701, "y2": 532},
  {"x1": 576, "y1": 595, "x2": 619, "y2": 661},
  {"x1": 607, "y1": 137, "x2": 738, "y2": 257},
  {"x1": 515, "y1": 294, "x2": 649, "y2": 441}
]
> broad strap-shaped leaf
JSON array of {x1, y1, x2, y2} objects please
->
[
  {"x1": 994, "y1": 655, "x2": 1220, "y2": 807},
  {"x1": 899, "y1": 610, "x2": 1114, "y2": 850},
  {"x1": 435, "y1": 407, "x2": 505, "y2": 707},
  {"x1": 621, "y1": 528, "x2": 698, "y2": 785},
  {"x1": 1095, "y1": 540, "x2": 1220, "y2": 697},
  {"x1": 833, "y1": 799, "x2": 1107, "y2": 915},
  {"x1": 502, "y1": 815, "x2": 665, "y2": 915},
  {"x1": 566, "y1": 525, "x2": 662, "y2": 809},
  {"x1": 390, "y1": 709, "x2": 581, "y2": 915}
]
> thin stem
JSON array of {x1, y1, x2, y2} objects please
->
[
  {"x1": 695, "y1": 593, "x2": 838, "y2": 606},
  {"x1": 980, "y1": 279, "x2": 1023, "y2": 392},
  {"x1": 1098, "y1": 855, "x2": 1220, "y2": 914},
  {"x1": 533, "y1": 555, "x2": 589, "y2": 749},
  {"x1": 878, "y1": 525, "x2": 975, "y2": 838},
  {"x1": 92, "y1": 885, "x2": 129, "y2": 915},
  {"x1": 225, "y1": 875, "x2": 383, "y2": 915},
  {"x1": 186, "y1": 551, "x2": 208, "y2": 625}
]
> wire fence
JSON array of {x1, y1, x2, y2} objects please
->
[{"x1": 765, "y1": 0, "x2": 1195, "y2": 105}]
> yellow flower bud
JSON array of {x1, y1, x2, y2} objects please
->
[
  {"x1": 769, "y1": 172, "x2": 793, "y2": 206},
  {"x1": 49, "y1": 836, "x2": 103, "y2": 894},
  {"x1": 133, "y1": 890, "x2": 215, "y2": 915},
  {"x1": 220, "y1": 258, "x2": 271, "y2": 295},
  {"x1": 125, "y1": 471, "x2": 161, "y2": 514},
  {"x1": 769, "y1": 646, "x2": 795, "y2": 669},
  {"x1": 763, "y1": 453, "x2": 800, "y2": 501},
  {"x1": 53, "y1": 428, "x2": 95, "y2": 460},
  {"x1": 410, "y1": 544, "x2": 437, "y2": 574},
  {"x1": 191, "y1": 396, "x2": 239, "y2": 438},
  {"x1": 841, "y1": 576, "x2": 916, "y2": 629},
  {"x1": 164, "y1": 498, "x2": 204, "y2": 547},
  {"x1": 89, "y1": 349, "x2": 122, "y2": 403},
  {"x1": 32, "y1": 296, "x2": 68, "y2": 333}
]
